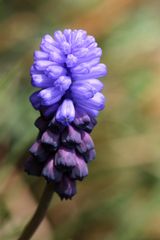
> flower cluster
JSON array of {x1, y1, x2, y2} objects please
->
[{"x1": 25, "y1": 29, "x2": 107, "y2": 199}]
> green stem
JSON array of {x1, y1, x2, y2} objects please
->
[{"x1": 18, "y1": 182, "x2": 54, "y2": 240}]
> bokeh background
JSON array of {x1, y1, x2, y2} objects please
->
[{"x1": 0, "y1": 0, "x2": 160, "y2": 239}]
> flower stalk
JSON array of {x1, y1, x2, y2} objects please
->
[{"x1": 18, "y1": 182, "x2": 54, "y2": 240}]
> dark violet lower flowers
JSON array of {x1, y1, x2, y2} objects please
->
[{"x1": 25, "y1": 29, "x2": 107, "y2": 199}]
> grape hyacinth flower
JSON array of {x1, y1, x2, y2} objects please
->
[{"x1": 25, "y1": 29, "x2": 107, "y2": 200}]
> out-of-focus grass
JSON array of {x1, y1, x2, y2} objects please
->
[{"x1": 0, "y1": 0, "x2": 160, "y2": 239}]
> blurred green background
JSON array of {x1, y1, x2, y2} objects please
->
[{"x1": 0, "y1": 0, "x2": 160, "y2": 239}]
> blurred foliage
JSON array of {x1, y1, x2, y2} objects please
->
[
  {"x1": 0, "y1": 196, "x2": 11, "y2": 225},
  {"x1": 0, "y1": 0, "x2": 160, "y2": 239}
]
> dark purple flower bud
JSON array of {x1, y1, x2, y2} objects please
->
[
  {"x1": 49, "y1": 117, "x2": 65, "y2": 134},
  {"x1": 55, "y1": 147, "x2": 76, "y2": 168},
  {"x1": 82, "y1": 117, "x2": 97, "y2": 133},
  {"x1": 40, "y1": 103, "x2": 59, "y2": 119},
  {"x1": 84, "y1": 148, "x2": 96, "y2": 162},
  {"x1": 61, "y1": 125, "x2": 81, "y2": 146},
  {"x1": 54, "y1": 176, "x2": 77, "y2": 199},
  {"x1": 24, "y1": 156, "x2": 44, "y2": 176},
  {"x1": 29, "y1": 141, "x2": 48, "y2": 162},
  {"x1": 77, "y1": 132, "x2": 94, "y2": 154},
  {"x1": 71, "y1": 155, "x2": 88, "y2": 180},
  {"x1": 34, "y1": 117, "x2": 49, "y2": 132},
  {"x1": 42, "y1": 159, "x2": 62, "y2": 182},
  {"x1": 41, "y1": 130, "x2": 60, "y2": 150},
  {"x1": 73, "y1": 111, "x2": 90, "y2": 128}
]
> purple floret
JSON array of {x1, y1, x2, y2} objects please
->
[{"x1": 25, "y1": 29, "x2": 107, "y2": 199}]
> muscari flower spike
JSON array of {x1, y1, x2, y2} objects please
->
[{"x1": 25, "y1": 29, "x2": 107, "y2": 199}]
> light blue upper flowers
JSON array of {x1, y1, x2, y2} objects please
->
[{"x1": 30, "y1": 29, "x2": 107, "y2": 126}]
